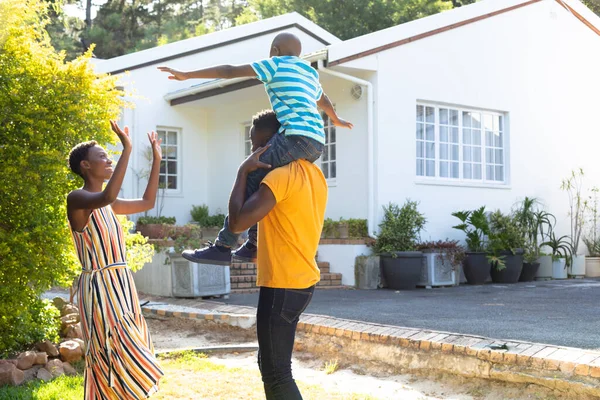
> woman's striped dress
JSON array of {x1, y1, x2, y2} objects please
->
[{"x1": 71, "y1": 205, "x2": 163, "y2": 399}]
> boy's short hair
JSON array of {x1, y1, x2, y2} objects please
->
[
  {"x1": 69, "y1": 140, "x2": 97, "y2": 177},
  {"x1": 252, "y1": 109, "x2": 281, "y2": 134}
]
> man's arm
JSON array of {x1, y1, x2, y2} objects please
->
[
  {"x1": 317, "y1": 92, "x2": 354, "y2": 129},
  {"x1": 228, "y1": 146, "x2": 276, "y2": 233},
  {"x1": 157, "y1": 64, "x2": 256, "y2": 81}
]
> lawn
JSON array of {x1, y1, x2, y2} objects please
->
[{"x1": 0, "y1": 352, "x2": 378, "y2": 400}]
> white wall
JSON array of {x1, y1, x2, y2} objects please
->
[{"x1": 368, "y1": 0, "x2": 600, "y2": 246}]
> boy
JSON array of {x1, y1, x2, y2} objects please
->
[{"x1": 158, "y1": 32, "x2": 352, "y2": 264}]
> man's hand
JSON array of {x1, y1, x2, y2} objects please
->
[
  {"x1": 157, "y1": 67, "x2": 189, "y2": 81},
  {"x1": 240, "y1": 145, "x2": 272, "y2": 174},
  {"x1": 332, "y1": 117, "x2": 354, "y2": 129},
  {"x1": 147, "y1": 131, "x2": 162, "y2": 161},
  {"x1": 110, "y1": 120, "x2": 132, "y2": 150}
]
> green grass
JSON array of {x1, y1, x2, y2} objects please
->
[{"x1": 0, "y1": 375, "x2": 84, "y2": 400}]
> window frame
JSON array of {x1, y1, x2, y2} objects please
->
[
  {"x1": 156, "y1": 126, "x2": 182, "y2": 195},
  {"x1": 242, "y1": 122, "x2": 252, "y2": 158},
  {"x1": 320, "y1": 111, "x2": 337, "y2": 185},
  {"x1": 415, "y1": 102, "x2": 509, "y2": 188}
]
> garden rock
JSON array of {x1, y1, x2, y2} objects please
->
[
  {"x1": 0, "y1": 360, "x2": 17, "y2": 366},
  {"x1": 72, "y1": 338, "x2": 86, "y2": 353},
  {"x1": 59, "y1": 340, "x2": 83, "y2": 363},
  {"x1": 0, "y1": 363, "x2": 24, "y2": 386},
  {"x1": 34, "y1": 352, "x2": 48, "y2": 365},
  {"x1": 22, "y1": 365, "x2": 42, "y2": 383},
  {"x1": 37, "y1": 367, "x2": 53, "y2": 382},
  {"x1": 61, "y1": 303, "x2": 79, "y2": 317},
  {"x1": 16, "y1": 351, "x2": 36, "y2": 370},
  {"x1": 63, "y1": 362, "x2": 78, "y2": 376},
  {"x1": 45, "y1": 359, "x2": 64, "y2": 378},
  {"x1": 65, "y1": 324, "x2": 83, "y2": 340},
  {"x1": 60, "y1": 313, "x2": 80, "y2": 331},
  {"x1": 52, "y1": 296, "x2": 67, "y2": 310},
  {"x1": 36, "y1": 340, "x2": 59, "y2": 357}
]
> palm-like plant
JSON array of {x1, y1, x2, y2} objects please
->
[
  {"x1": 452, "y1": 206, "x2": 490, "y2": 252},
  {"x1": 542, "y1": 232, "x2": 573, "y2": 267},
  {"x1": 513, "y1": 197, "x2": 555, "y2": 260}
]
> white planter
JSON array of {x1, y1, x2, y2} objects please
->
[
  {"x1": 586, "y1": 257, "x2": 600, "y2": 278},
  {"x1": 171, "y1": 254, "x2": 231, "y2": 297},
  {"x1": 535, "y1": 255, "x2": 553, "y2": 280},
  {"x1": 568, "y1": 255, "x2": 586, "y2": 278},
  {"x1": 418, "y1": 252, "x2": 460, "y2": 288},
  {"x1": 552, "y1": 258, "x2": 568, "y2": 279}
]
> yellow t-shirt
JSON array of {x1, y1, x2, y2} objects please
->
[{"x1": 257, "y1": 159, "x2": 328, "y2": 289}]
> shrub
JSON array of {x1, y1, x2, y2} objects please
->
[
  {"x1": 118, "y1": 216, "x2": 154, "y2": 273},
  {"x1": 137, "y1": 216, "x2": 176, "y2": 225},
  {"x1": 190, "y1": 205, "x2": 209, "y2": 225},
  {"x1": 373, "y1": 200, "x2": 426, "y2": 255},
  {"x1": 0, "y1": 0, "x2": 122, "y2": 356}
]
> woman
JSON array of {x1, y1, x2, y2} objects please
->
[{"x1": 67, "y1": 120, "x2": 163, "y2": 399}]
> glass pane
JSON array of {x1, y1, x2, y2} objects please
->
[
  {"x1": 322, "y1": 164, "x2": 329, "y2": 179},
  {"x1": 440, "y1": 144, "x2": 448, "y2": 160},
  {"x1": 451, "y1": 127, "x2": 459, "y2": 143},
  {"x1": 495, "y1": 149, "x2": 503, "y2": 164},
  {"x1": 440, "y1": 126, "x2": 448, "y2": 142},
  {"x1": 451, "y1": 162, "x2": 459, "y2": 178},
  {"x1": 426, "y1": 107, "x2": 435, "y2": 123},
  {"x1": 495, "y1": 166, "x2": 504, "y2": 181},
  {"x1": 245, "y1": 141, "x2": 251, "y2": 156},
  {"x1": 160, "y1": 160, "x2": 166, "y2": 174},
  {"x1": 426, "y1": 142, "x2": 435, "y2": 158},
  {"x1": 330, "y1": 144, "x2": 336, "y2": 161},
  {"x1": 416, "y1": 123, "x2": 424, "y2": 140},
  {"x1": 330, "y1": 127, "x2": 336, "y2": 143},
  {"x1": 426, "y1": 124, "x2": 434, "y2": 141},
  {"x1": 473, "y1": 148, "x2": 481, "y2": 162},
  {"x1": 322, "y1": 146, "x2": 328, "y2": 162},
  {"x1": 450, "y1": 109, "x2": 459, "y2": 126},
  {"x1": 464, "y1": 163, "x2": 472, "y2": 179},
  {"x1": 440, "y1": 109, "x2": 448, "y2": 125},
  {"x1": 331, "y1": 162, "x2": 336, "y2": 178},
  {"x1": 463, "y1": 112, "x2": 471, "y2": 128},
  {"x1": 463, "y1": 130, "x2": 472, "y2": 145},
  {"x1": 473, "y1": 130, "x2": 481, "y2": 145},
  {"x1": 487, "y1": 165, "x2": 494, "y2": 181},
  {"x1": 471, "y1": 113, "x2": 481, "y2": 129},
  {"x1": 416, "y1": 105, "x2": 424, "y2": 122},
  {"x1": 167, "y1": 175, "x2": 177, "y2": 189},
  {"x1": 416, "y1": 142, "x2": 424, "y2": 158},
  {"x1": 486, "y1": 148, "x2": 494, "y2": 163},
  {"x1": 426, "y1": 160, "x2": 435, "y2": 177},
  {"x1": 463, "y1": 147, "x2": 472, "y2": 162},
  {"x1": 493, "y1": 115, "x2": 500, "y2": 131},
  {"x1": 157, "y1": 131, "x2": 166, "y2": 142},
  {"x1": 451, "y1": 144, "x2": 459, "y2": 160},
  {"x1": 166, "y1": 146, "x2": 177, "y2": 160},
  {"x1": 498, "y1": 116, "x2": 504, "y2": 132},
  {"x1": 486, "y1": 131, "x2": 493, "y2": 147},
  {"x1": 416, "y1": 159, "x2": 424, "y2": 176},
  {"x1": 474, "y1": 165, "x2": 482, "y2": 180},
  {"x1": 440, "y1": 161, "x2": 449, "y2": 177},
  {"x1": 483, "y1": 114, "x2": 493, "y2": 131},
  {"x1": 167, "y1": 161, "x2": 177, "y2": 174},
  {"x1": 159, "y1": 175, "x2": 166, "y2": 187},
  {"x1": 495, "y1": 132, "x2": 503, "y2": 147},
  {"x1": 168, "y1": 131, "x2": 177, "y2": 145}
]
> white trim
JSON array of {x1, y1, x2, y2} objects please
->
[
  {"x1": 242, "y1": 121, "x2": 252, "y2": 159},
  {"x1": 415, "y1": 179, "x2": 511, "y2": 190},
  {"x1": 156, "y1": 126, "x2": 183, "y2": 195}
]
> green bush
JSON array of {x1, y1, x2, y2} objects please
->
[
  {"x1": 0, "y1": 0, "x2": 122, "y2": 356},
  {"x1": 347, "y1": 218, "x2": 368, "y2": 238},
  {"x1": 206, "y1": 214, "x2": 226, "y2": 228},
  {"x1": 137, "y1": 216, "x2": 176, "y2": 225},
  {"x1": 190, "y1": 204, "x2": 225, "y2": 227},
  {"x1": 118, "y1": 216, "x2": 154, "y2": 273},
  {"x1": 373, "y1": 201, "x2": 426, "y2": 255}
]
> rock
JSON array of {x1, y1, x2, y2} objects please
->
[
  {"x1": 36, "y1": 340, "x2": 59, "y2": 357},
  {"x1": 60, "y1": 314, "x2": 80, "y2": 336},
  {"x1": 59, "y1": 340, "x2": 83, "y2": 363},
  {"x1": 0, "y1": 363, "x2": 25, "y2": 386},
  {"x1": 62, "y1": 362, "x2": 78, "y2": 376},
  {"x1": 65, "y1": 324, "x2": 83, "y2": 340},
  {"x1": 16, "y1": 351, "x2": 36, "y2": 370},
  {"x1": 34, "y1": 352, "x2": 48, "y2": 365},
  {"x1": 72, "y1": 338, "x2": 86, "y2": 353},
  {"x1": 52, "y1": 297, "x2": 67, "y2": 310},
  {"x1": 0, "y1": 360, "x2": 17, "y2": 366},
  {"x1": 22, "y1": 365, "x2": 42, "y2": 383},
  {"x1": 45, "y1": 359, "x2": 64, "y2": 378},
  {"x1": 61, "y1": 304, "x2": 79, "y2": 317},
  {"x1": 37, "y1": 368, "x2": 53, "y2": 382}
]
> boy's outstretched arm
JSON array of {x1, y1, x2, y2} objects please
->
[
  {"x1": 317, "y1": 93, "x2": 354, "y2": 129},
  {"x1": 158, "y1": 64, "x2": 256, "y2": 81}
]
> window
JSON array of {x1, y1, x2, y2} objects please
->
[
  {"x1": 157, "y1": 128, "x2": 180, "y2": 191},
  {"x1": 321, "y1": 113, "x2": 336, "y2": 180},
  {"x1": 243, "y1": 124, "x2": 252, "y2": 157},
  {"x1": 416, "y1": 104, "x2": 506, "y2": 183}
]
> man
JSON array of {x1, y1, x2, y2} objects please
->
[{"x1": 227, "y1": 109, "x2": 327, "y2": 399}]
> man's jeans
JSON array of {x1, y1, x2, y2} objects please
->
[
  {"x1": 216, "y1": 133, "x2": 324, "y2": 248},
  {"x1": 256, "y1": 286, "x2": 315, "y2": 400}
]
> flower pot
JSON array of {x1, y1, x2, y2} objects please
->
[
  {"x1": 462, "y1": 252, "x2": 490, "y2": 285},
  {"x1": 337, "y1": 223, "x2": 349, "y2": 239},
  {"x1": 418, "y1": 251, "x2": 460, "y2": 287},
  {"x1": 568, "y1": 255, "x2": 586, "y2": 278},
  {"x1": 380, "y1": 252, "x2": 423, "y2": 290},
  {"x1": 552, "y1": 258, "x2": 568, "y2": 279},
  {"x1": 201, "y1": 227, "x2": 221, "y2": 241},
  {"x1": 535, "y1": 255, "x2": 553, "y2": 280},
  {"x1": 519, "y1": 262, "x2": 540, "y2": 282},
  {"x1": 585, "y1": 257, "x2": 600, "y2": 278},
  {"x1": 490, "y1": 251, "x2": 523, "y2": 284},
  {"x1": 137, "y1": 223, "x2": 172, "y2": 239}
]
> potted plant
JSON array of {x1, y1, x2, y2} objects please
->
[
  {"x1": 542, "y1": 232, "x2": 573, "y2": 280},
  {"x1": 347, "y1": 218, "x2": 369, "y2": 239},
  {"x1": 512, "y1": 198, "x2": 555, "y2": 281},
  {"x1": 561, "y1": 169, "x2": 588, "y2": 278},
  {"x1": 373, "y1": 200, "x2": 426, "y2": 290},
  {"x1": 136, "y1": 216, "x2": 176, "y2": 239},
  {"x1": 584, "y1": 187, "x2": 600, "y2": 277},
  {"x1": 190, "y1": 204, "x2": 226, "y2": 240},
  {"x1": 487, "y1": 211, "x2": 525, "y2": 284},
  {"x1": 416, "y1": 240, "x2": 465, "y2": 287},
  {"x1": 452, "y1": 206, "x2": 491, "y2": 285}
]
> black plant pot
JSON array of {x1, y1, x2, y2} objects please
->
[
  {"x1": 462, "y1": 252, "x2": 490, "y2": 285},
  {"x1": 519, "y1": 262, "x2": 540, "y2": 282},
  {"x1": 380, "y1": 252, "x2": 423, "y2": 290},
  {"x1": 490, "y1": 251, "x2": 524, "y2": 284}
]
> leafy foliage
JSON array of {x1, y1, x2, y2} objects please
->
[
  {"x1": 584, "y1": 187, "x2": 600, "y2": 257},
  {"x1": 416, "y1": 239, "x2": 465, "y2": 270},
  {"x1": 190, "y1": 204, "x2": 225, "y2": 227},
  {"x1": 486, "y1": 210, "x2": 526, "y2": 271},
  {"x1": 118, "y1": 216, "x2": 155, "y2": 273},
  {"x1": 0, "y1": 0, "x2": 122, "y2": 356},
  {"x1": 137, "y1": 215, "x2": 177, "y2": 225},
  {"x1": 542, "y1": 232, "x2": 573, "y2": 266},
  {"x1": 451, "y1": 206, "x2": 490, "y2": 252},
  {"x1": 373, "y1": 200, "x2": 426, "y2": 255}
]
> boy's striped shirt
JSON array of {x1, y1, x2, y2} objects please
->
[{"x1": 252, "y1": 56, "x2": 325, "y2": 144}]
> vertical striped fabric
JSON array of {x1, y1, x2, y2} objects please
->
[{"x1": 71, "y1": 205, "x2": 163, "y2": 399}]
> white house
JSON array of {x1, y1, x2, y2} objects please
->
[{"x1": 95, "y1": 0, "x2": 600, "y2": 285}]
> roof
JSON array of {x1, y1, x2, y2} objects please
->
[
  {"x1": 95, "y1": 12, "x2": 340, "y2": 75},
  {"x1": 328, "y1": 0, "x2": 600, "y2": 66}
]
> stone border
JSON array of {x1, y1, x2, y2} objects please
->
[
  {"x1": 141, "y1": 306, "x2": 256, "y2": 329},
  {"x1": 319, "y1": 238, "x2": 374, "y2": 245}
]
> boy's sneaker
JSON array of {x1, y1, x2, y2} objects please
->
[
  {"x1": 231, "y1": 242, "x2": 257, "y2": 263},
  {"x1": 182, "y1": 242, "x2": 231, "y2": 265}
]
